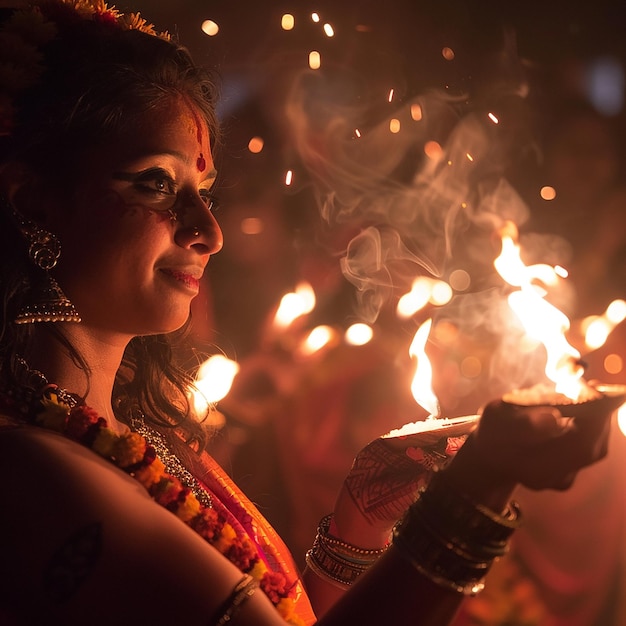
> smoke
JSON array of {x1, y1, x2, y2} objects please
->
[
  {"x1": 285, "y1": 64, "x2": 579, "y2": 402},
  {"x1": 287, "y1": 73, "x2": 534, "y2": 315}
]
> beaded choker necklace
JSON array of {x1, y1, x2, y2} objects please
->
[{"x1": 0, "y1": 364, "x2": 304, "y2": 625}]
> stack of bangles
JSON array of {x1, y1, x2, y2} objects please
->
[
  {"x1": 305, "y1": 513, "x2": 389, "y2": 588},
  {"x1": 392, "y1": 468, "x2": 522, "y2": 595},
  {"x1": 306, "y1": 468, "x2": 521, "y2": 595}
]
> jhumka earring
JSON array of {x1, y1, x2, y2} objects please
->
[{"x1": 12, "y1": 206, "x2": 81, "y2": 324}]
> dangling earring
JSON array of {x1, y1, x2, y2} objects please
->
[{"x1": 12, "y1": 205, "x2": 81, "y2": 324}]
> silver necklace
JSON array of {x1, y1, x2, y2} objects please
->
[{"x1": 128, "y1": 411, "x2": 213, "y2": 509}]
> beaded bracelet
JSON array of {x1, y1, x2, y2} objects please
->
[{"x1": 305, "y1": 514, "x2": 388, "y2": 588}]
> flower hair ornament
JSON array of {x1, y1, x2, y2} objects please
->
[{"x1": 0, "y1": 0, "x2": 170, "y2": 137}]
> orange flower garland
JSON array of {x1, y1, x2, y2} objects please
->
[{"x1": 6, "y1": 384, "x2": 305, "y2": 625}]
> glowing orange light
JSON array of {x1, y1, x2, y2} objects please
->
[
  {"x1": 388, "y1": 88, "x2": 394, "y2": 102},
  {"x1": 488, "y1": 112, "x2": 499, "y2": 124},
  {"x1": 449, "y1": 269, "x2": 471, "y2": 291},
  {"x1": 190, "y1": 355, "x2": 240, "y2": 418},
  {"x1": 466, "y1": 153, "x2": 474, "y2": 162},
  {"x1": 354, "y1": 128, "x2": 362, "y2": 138},
  {"x1": 240, "y1": 217, "x2": 263, "y2": 235},
  {"x1": 285, "y1": 170, "x2": 293, "y2": 186},
  {"x1": 273, "y1": 282, "x2": 316, "y2": 328},
  {"x1": 301, "y1": 325, "x2": 334, "y2": 355},
  {"x1": 281, "y1": 14, "x2": 295, "y2": 30},
  {"x1": 442, "y1": 47, "x2": 455, "y2": 60},
  {"x1": 389, "y1": 118, "x2": 401, "y2": 133},
  {"x1": 540, "y1": 186, "x2": 557, "y2": 201},
  {"x1": 410, "y1": 103, "x2": 423, "y2": 121},
  {"x1": 311, "y1": 12, "x2": 320, "y2": 22},
  {"x1": 248, "y1": 136, "x2": 264, "y2": 153},
  {"x1": 582, "y1": 299, "x2": 626, "y2": 350},
  {"x1": 201, "y1": 20, "x2": 219, "y2": 36},
  {"x1": 323, "y1": 23, "x2": 334, "y2": 37},
  {"x1": 309, "y1": 50, "x2": 321, "y2": 69},
  {"x1": 424, "y1": 140, "x2": 443, "y2": 160},
  {"x1": 605, "y1": 354, "x2": 623, "y2": 375},
  {"x1": 345, "y1": 323, "x2": 373, "y2": 346}
]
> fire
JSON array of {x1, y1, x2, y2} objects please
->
[
  {"x1": 495, "y1": 221, "x2": 584, "y2": 399},
  {"x1": 300, "y1": 325, "x2": 334, "y2": 355},
  {"x1": 408, "y1": 318, "x2": 440, "y2": 417},
  {"x1": 397, "y1": 276, "x2": 452, "y2": 318},
  {"x1": 273, "y1": 282, "x2": 316, "y2": 328},
  {"x1": 582, "y1": 299, "x2": 626, "y2": 350},
  {"x1": 190, "y1": 354, "x2": 240, "y2": 421}
]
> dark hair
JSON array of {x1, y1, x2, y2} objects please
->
[{"x1": 0, "y1": 3, "x2": 221, "y2": 444}]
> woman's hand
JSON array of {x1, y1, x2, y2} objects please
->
[
  {"x1": 457, "y1": 399, "x2": 613, "y2": 493},
  {"x1": 331, "y1": 426, "x2": 471, "y2": 548}
]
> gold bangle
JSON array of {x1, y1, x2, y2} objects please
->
[{"x1": 210, "y1": 574, "x2": 258, "y2": 626}]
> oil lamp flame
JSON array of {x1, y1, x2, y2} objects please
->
[
  {"x1": 190, "y1": 355, "x2": 240, "y2": 419},
  {"x1": 409, "y1": 318, "x2": 440, "y2": 417},
  {"x1": 273, "y1": 282, "x2": 316, "y2": 328},
  {"x1": 495, "y1": 221, "x2": 584, "y2": 399}
]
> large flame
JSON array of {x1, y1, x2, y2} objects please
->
[
  {"x1": 408, "y1": 318, "x2": 440, "y2": 417},
  {"x1": 495, "y1": 221, "x2": 584, "y2": 399}
]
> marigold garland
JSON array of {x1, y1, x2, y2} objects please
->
[{"x1": 5, "y1": 384, "x2": 306, "y2": 625}]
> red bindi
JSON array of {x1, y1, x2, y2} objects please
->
[{"x1": 196, "y1": 153, "x2": 206, "y2": 172}]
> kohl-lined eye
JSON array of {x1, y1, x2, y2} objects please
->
[
  {"x1": 199, "y1": 189, "x2": 219, "y2": 212},
  {"x1": 112, "y1": 167, "x2": 178, "y2": 210}
]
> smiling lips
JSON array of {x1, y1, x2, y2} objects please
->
[{"x1": 161, "y1": 268, "x2": 203, "y2": 291}]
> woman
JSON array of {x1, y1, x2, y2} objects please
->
[{"x1": 0, "y1": 2, "x2": 616, "y2": 625}]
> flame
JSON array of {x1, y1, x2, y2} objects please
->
[
  {"x1": 345, "y1": 322, "x2": 373, "y2": 346},
  {"x1": 301, "y1": 325, "x2": 334, "y2": 355},
  {"x1": 190, "y1": 354, "x2": 240, "y2": 418},
  {"x1": 582, "y1": 299, "x2": 626, "y2": 350},
  {"x1": 397, "y1": 276, "x2": 452, "y2": 318},
  {"x1": 495, "y1": 221, "x2": 584, "y2": 399},
  {"x1": 408, "y1": 318, "x2": 440, "y2": 417},
  {"x1": 273, "y1": 282, "x2": 316, "y2": 328}
]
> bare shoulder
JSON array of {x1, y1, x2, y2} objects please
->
[{"x1": 0, "y1": 425, "x2": 254, "y2": 625}]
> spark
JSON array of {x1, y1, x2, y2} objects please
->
[{"x1": 442, "y1": 47, "x2": 455, "y2": 60}]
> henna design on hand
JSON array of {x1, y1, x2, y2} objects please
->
[{"x1": 344, "y1": 437, "x2": 453, "y2": 525}]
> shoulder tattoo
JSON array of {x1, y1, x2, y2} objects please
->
[{"x1": 42, "y1": 522, "x2": 103, "y2": 602}]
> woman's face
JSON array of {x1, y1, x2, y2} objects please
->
[{"x1": 51, "y1": 98, "x2": 223, "y2": 337}]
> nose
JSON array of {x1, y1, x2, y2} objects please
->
[{"x1": 174, "y1": 192, "x2": 223, "y2": 254}]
